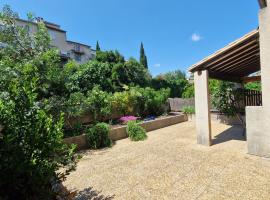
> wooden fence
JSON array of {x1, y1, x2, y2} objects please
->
[
  {"x1": 168, "y1": 98, "x2": 195, "y2": 112},
  {"x1": 168, "y1": 89, "x2": 262, "y2": 112},
  {"x1": 243, "y1": 89, "x2": 262, "y2": 106}
]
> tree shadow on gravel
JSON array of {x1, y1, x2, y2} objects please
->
[{"x1": 75, "y1": 187, "x2": 115, "y2": 200}]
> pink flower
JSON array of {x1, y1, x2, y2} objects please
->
[{"x1": 119, "y1": 116, "x2": 138, "y2": 123}]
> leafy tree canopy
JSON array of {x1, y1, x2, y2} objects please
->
[
  {"x1": 152, "y1": 70, "x2": 188, "y2": 98},
  {"x1": 0, "y1": 5, "x2": 76, "y2": 199}
]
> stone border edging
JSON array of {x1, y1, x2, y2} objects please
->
[{"x1": 64, "y1": 114, "x2": 188, "y2": 150}]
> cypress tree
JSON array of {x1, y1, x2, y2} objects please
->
[
  {"x1": 96, "y1": 41, "x2": 101, "y2": 51},
  {"x1": 140, "y1": 42, "x2": 148, "y2": 69}
]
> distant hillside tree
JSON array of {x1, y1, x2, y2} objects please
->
[
  {"x1": 140, "y1": 42, "x2": 148, "y2": 69},
  {"x1": 96, "y1": 41, "x2": 101, "y2": 51}
]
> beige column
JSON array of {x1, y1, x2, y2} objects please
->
[
  {"x1": 246, "y1": 0, "x2": 270, "y2": 157},
  {"x1": 259, "y1": 0, "x2": 270, "y2": 109},
  {"x1": 194, "y1": 70, "x2": 212, "y2": 146}
]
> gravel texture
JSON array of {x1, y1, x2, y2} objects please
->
[{"x1": 64, "y1": 122, "x2": 270, "y2": 200}]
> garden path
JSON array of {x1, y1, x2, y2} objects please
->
[{"x1": 65, "y1": 121, "x2": 270, "y2": 200}]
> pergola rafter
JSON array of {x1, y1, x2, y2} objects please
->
[
  {"x1": 189, "y1": 29, "x2": 260, "y2": 81},
  {"x1": 188, "y1": 29, "x2": 261, "y2": 147}
]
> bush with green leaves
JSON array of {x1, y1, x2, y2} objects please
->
[
  {"x1": 68, "y1": 61, "x2": 114, "y2": 93},
  {"x1": 136, "y1": 87, "x2": 170, "y2": 117},
  {"x1": 86, "y1": 123, "x2": 112, "y2": 149},
  {"x1": 0, "y1": 6, "x2": 76, "y2": 199},
  {"x1": 85, "y1": 86, "x2": 112, "y2": 122},
  {"x1": 111, "y1": 58, "x2": 151, "y2": 91},
  {"x1": 111, "y1": 87, "x2": 170, "y2": 118},
  {"x1": 245, "y1": 81, "x2": 261, "y2": 91},
  {"x1": 68, "y1": 51, "x2": 151, "y2": 94},
  {"x1": 152, "y1": 70, "x2": 188, "y2": 98},
  {"x1": 212, "y1": 81, "x2": 245, "y2": 127},
  {"x1": 182, "y1": 106, "x2": 195, "y2": 114},
  {"x1": 112, "y1": 87, "x2": 140, "y2": 116},
  {"x1": 182, "y1": 84, "x2": 195, "y2": 98},
  {"x1": 65, "y1": 92, "x2": 87, "y2": 117},
  {"x1": 126, "y1": 121, "x2": 147, "y2": 141}
]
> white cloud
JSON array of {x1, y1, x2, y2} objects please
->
[
  {"x1": 191, "y1": 33, "x2": 202, "y2": 42},
  {"x1": 153, "y1": 63, "x2": 161, "y2": 67}
]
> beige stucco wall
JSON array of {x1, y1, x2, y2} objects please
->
[
  {"x1": 246, "y1": 0, "x2": 270, "y2": 158},
  {"x1": 15, "y1": 20, "x2": 95, "y2": 64},
  {"x1": 66, "y1": 42, "x2": 95, "y2": 64},
  {"x1": 16, "y1": 20, "x2": 69, "y2": 51}
]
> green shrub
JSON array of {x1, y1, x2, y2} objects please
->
[
  {"x1": 151, "y1": 70, "x2": 188, "y2": 98},
  {"x1": 112, "y1": 88, "x2": 139, "y2": 116},
  {"x1": 86, "y1": 123, "x2": 112, "y2": 149},
  {"x1": 126, "y1": 121, "x2": 147, "y2": 141},
  {"x1": 65, "y1": 92, "x2": 87, "y2": 117},
  {"x1": 86, "y1": 86, "x2": 112, "y2": 122},
  {"x1": 135, "y1": 87, "x2": 170, "y2": 117},
  {"x1": 183, "y1": 106, "x2": 195, "y2": 114},
  {"x1": 182, "y1": 84, "x2": 195, "y2": 98},
  {"x1": 0, "y1": 6, "x2": 76, "y2": 198},
  {"x1": 64, "y1": 122, "x2": 84, "y2": 138}
]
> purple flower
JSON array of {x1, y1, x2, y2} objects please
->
[{"x1": 119, "y1": 116, "x2": 138, "y2": 123}]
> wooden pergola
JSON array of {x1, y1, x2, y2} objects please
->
[
  {"x1": 189, "y1": 29, "x2": 261, "y2": 83},
  {"x1": 187, "y1": 0, "x2": 270, "y2": 158},
  {"x1": 188, "y1": 30, "x2": 261, "y2": 146}
]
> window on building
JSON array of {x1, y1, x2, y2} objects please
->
[
  {"x1": 74, "y1": 44, "x2": 80, "y2": 52},
  {"x1": 74, "y1": 54, "x2": 81, "y2": 62},
  {"x1": 24, "y1": 25, "x2": 30, "y2": 32},
  {"x1": 48, "y1": 30, "x2": 56, "y2": 40}
]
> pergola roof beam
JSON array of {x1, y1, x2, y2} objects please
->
[
  {"x1": 205, "y1": 40, "x2": 259, "y2": 70},
  {"x1": 215, "y1": 53, "x2": 260, "y2": 74},
  {"x1": 209, "y1": 48, "x2": 260, "y2": 73},
  {"x1": 208, "y1": 72, "x2": 242, "y2": 82},
  {"x1": 227, "y1": 59, "x2": 260, "y2": 73},
  {"x1": 189, "y1": 30, "x2": 259, "y2": 73}
]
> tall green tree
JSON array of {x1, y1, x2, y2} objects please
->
[
  {"x1": 96, "y1": 41, "x2": 101, "y2": 51},
  {"x1": 0, "y1": 6, "x2": 76, "y2": 199},
  {"x1": 140, "y1": 42, "x2": 148, "y2": 69}
]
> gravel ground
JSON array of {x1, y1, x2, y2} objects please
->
[{"x1": 64, "y1": 121, "x2": 270, "y2": 200}]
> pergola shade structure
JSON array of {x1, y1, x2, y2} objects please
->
[
  {"x1": 187, "y1": 0, "x2": 270, "y2": 158},
  {"x1": 189, "y1": 30, "x2": 260, "y2": 83},
  {"x1": 188, "y1": 29, "x2": 261, "y2": 147}
]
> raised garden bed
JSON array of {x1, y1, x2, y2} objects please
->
[{"x1": 64, "y1": 113, "x2": 188, "y2": 150}]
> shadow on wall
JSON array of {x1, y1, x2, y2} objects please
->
[
  {"x1": 212, "y1": 125, "x2": 245, "y2": 145},
  {"x1": 75, "y1": 187, "x2": 115, "y2": 200}
]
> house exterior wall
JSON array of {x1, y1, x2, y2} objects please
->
[
  {"x1": 66, "y1": 41, "x2": 95, "y2": 64},
  {"x1": 246, "y1": 0, "x2": 270, "y2": 158},
  {"x1": 15, "y1": 19, "x2": 95, "y2": 64}
]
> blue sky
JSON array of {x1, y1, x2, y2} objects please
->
[{"x1": 1, "y1": 0, "x2": 259, "y2": 76}]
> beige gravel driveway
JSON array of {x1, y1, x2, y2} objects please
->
[{"x1": 64, "y1": 121, "x2": 270, "y2": 200}]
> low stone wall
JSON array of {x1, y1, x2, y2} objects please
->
[
  {"x1": 64, "y1": 134, "x2": 88, "y2": 150},
  {"x1": 64, "y1": 114, "x2": 188, "y2": 150}
]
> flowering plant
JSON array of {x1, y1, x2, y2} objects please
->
[{"x1": 119, "y1": 116, "x2": 138, "y2": 124}]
